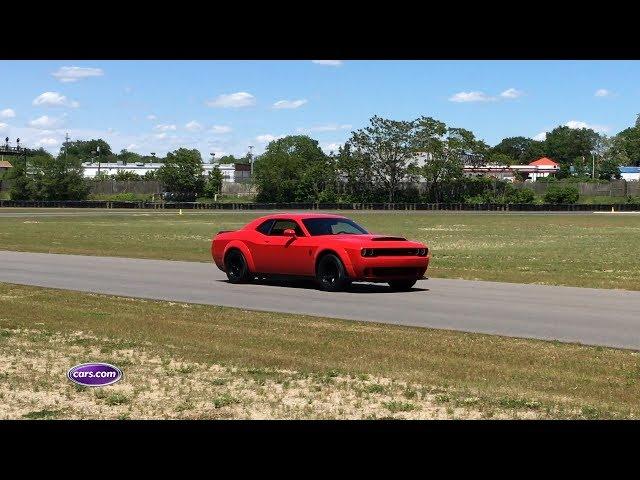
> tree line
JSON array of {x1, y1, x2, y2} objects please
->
[
  {"x1": 3, "y1": 113, "x2": 639, "y2": 203},
  {"x1": 252, "y1": 114, "x2": 640, "y2": 204}
]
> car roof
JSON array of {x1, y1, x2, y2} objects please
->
[
  {"x1": 246, "y1": 212, "x2": 348, "y2": 228},
  {"x1": 260, "y1": 213, "x2": 347, "y2": 220}
]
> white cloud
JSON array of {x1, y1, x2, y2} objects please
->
[
  {"x1": 36, "y1": 137, "x2": 59, "y2": 147},
  {"x1": 312, "y1": 60, "x2": 343, "y2": 67},
  {"x1": 185, "y1": 120, "x2": 203, "y2": 132},
  {"x1": 126, "y1": 144, "x2": 139, "y2": 150},
  {"x1": 28, "y1": 115, "x2": 65, "y2": 129},
  {"x1": 154, "y1": 124, "x2": 177, "y2": 132},
  {"x1": 0, "y1": 122, "x2": 8, "y2": 131},
  {"x1": 322, "y1": 142, "x2": 342, "y2": 153},
  {"x1": 1, "y1": 108, "x2": 16, "y2": 119},
  {"x1": 500, "y1": 88, "x2": 524, "y2": 99},
  {"x1": 155, "y1": 133, "x2": 168, "y2": 140},
  {"x1": 449, "y1": 91, "x2": 495, "y2": 103},
  {"x1": 32, "y1": 92, "x2": 79, "y2": 108},
  {"x1": 256, "y1": 134, "x2": 283, "y2": 143},
  {"x1": 297, "y1": 123, "x2": 352, "y2": 133},
  {"x1": 272, "y1": 99, "x2": 308, "y2": 109},
  {"x1": 595, "y1": 89, "x2": 612, "y2": 98},
  {"x1": 146, "y1": 114, "x2": 157, "y2": 121},
  {"x1": 565, "y1": 120, "x2": 609, "y2": 132},
  {"x1": 206, "y1": 92, "x2": 256, "y2": 108},
  {"x1": 211, "y1": 125, "x2": 232, "y2": 134},
  {"x1": 52, "y1": 66, "x2": 104, "y2": 83},
  {"x1": 533, "y1": 132, "x2": 547, "y2": 141}
]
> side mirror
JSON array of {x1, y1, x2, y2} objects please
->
[{"x1": 283, "y1": 228, "x2": 296, "y2": 237}]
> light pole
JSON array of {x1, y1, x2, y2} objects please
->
[
  {"x1": 248, "y1": 145, "x2": 254, "y2": 176},
  {"x1": 96, "y1": 145, "x2": 101, "y2": 175}
]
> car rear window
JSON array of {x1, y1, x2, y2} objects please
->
[{"x1": 256, "y1": 219, "x2": 275, "y2": 235}]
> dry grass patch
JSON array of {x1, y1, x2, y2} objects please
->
[{"x1": 1, "y1": 282, "x2": 640, "y2": 419}]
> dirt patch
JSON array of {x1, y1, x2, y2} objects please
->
[{"x1": 0, "y1": 327, "x2": 544, "y2": 420}]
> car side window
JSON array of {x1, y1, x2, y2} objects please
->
[
  {"x1": 269, "y1": 219, "x2": 304, "y2": 236},
  {"x1": 256, "y1": 219, "x2": 275, "y2": 235}
]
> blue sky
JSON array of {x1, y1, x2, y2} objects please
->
[{"x1": 0, "y1": 60, "x2": 638, "y2": 158}]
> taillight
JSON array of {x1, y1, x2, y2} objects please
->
[
  {"x1": 418, "y1": 248, "x2": 428, "y2": 257},
  {"x1": 361, "y1": 248, "x2": 376, "y2": 257}
]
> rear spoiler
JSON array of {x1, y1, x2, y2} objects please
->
[{"x1": 217, "y1": 230, "x2": 234, "y2": 234}]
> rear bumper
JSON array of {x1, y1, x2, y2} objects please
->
[{"x1": 348, "y1": 255, "x2": 430, "y2": 282}]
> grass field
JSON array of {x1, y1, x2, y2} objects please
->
[
  {"x1": 2, "y1": 282, "x2": 640, "y2": 419},
  {"x1": 1, "y1": 209, "x2": 639, "y2": 290}
]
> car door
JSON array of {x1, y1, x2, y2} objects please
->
[
  {"x1": 262, "y1": 219, "x2": 314, "y2": 275},
  {"x1": 249, "y1": 218, "x2": 275, "y2": 273}
]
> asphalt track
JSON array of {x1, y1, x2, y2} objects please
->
[{"x1": 1, "y1": 250, "x2": 640, "y2": 350}]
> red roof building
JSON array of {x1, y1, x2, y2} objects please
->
[{"x1": 529, "y1": 157, "x2": 559, "y2": 167}]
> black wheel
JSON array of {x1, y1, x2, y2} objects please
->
[
  {"x1": 224, "y1": 249, "x2": 251, "y2": 284},
  {"x1": 388, "y1": 279, "x2": 417, "y2": 291},
  {"x1": 316, "y1": 254, "x2": 349, "y2": 292}
]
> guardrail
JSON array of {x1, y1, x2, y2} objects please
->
[{"x1": 1, "y1": 200, "x2": 640, "y2": 211}]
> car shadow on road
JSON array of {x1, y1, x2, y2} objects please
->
[{"x1": 217, "y1": 278, "x2": 428, "y2": 293}]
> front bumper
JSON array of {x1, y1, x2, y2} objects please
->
[{"x1": 348, "y1": 255, "x2": 430, "y2": 282}]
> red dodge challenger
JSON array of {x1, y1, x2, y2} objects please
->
[{"x1": 211, "y1": 213, "x2": 430, "y2": 291}]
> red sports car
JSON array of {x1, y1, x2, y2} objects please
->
[{"x1": 211, "y1": 213, "x2": 430, "y2": 291}]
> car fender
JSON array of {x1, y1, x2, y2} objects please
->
[
  {"x1": 224, "y1": 240, "x2": 257, "y2": 272},
  {"x1": 314, "y1": 248, "x2": 356, "y2": 278}
]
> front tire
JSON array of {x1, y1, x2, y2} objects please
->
[
  {"x1": 316, "y1": 254, "x2": 349, "y2": 292},
  {"x1": 388, "y1": 279, "x2": 417, "y2": 291},
  {"x1": 224, "y1": 249, "x2": 252, "y2": 284}
]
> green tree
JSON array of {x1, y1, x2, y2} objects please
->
[
  {"x1": 349, "y1": 116, "x2": 423, "y2": 203},
  {"x1": 117, "y1": 149, "x2": 142, "y2": 165},
  {"x1": 615, "y1": 126, "x2": 640, "y2": 166},
  {"x1": 253, "y1": 136, "x2": 330, "y2": 202},
  {"x1": 203, "y1": 166, "x2": 224, "y2": 198},
  {"x1": 544, "y1": 185, "x2": 579, "y2": 204},
  {"x1": 30, "y1": 153, "x2": 90, "y2": 200},
  {"x1": 417, "y1": 124, "x2": 488, "y2": 202},
  {"x1": 157, "y1": 148, "x2": 205, "y2": 195},
  {"x1": 64, "y1": 139, "x2": 113, "y2": 161},
  {"x1": 491, "y1": 136, "x2": 546, "y2": 164},
  {"x1": 544, "y1": 126, "x2": 599, "y2": 177},
  {"x1": 6, "y1": 161, "x2": 37, "y2": 200},
  {"x1": 335, "y1": 142, "x2": 378, "y2": 202},
  {"x1": 112, "y1": 170, "x2": 142, "y2": 181}
]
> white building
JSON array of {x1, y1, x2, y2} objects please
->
[
  {"x1": 81, "y1": 161, "x2": 249, "y2": 183},
  {"x1": 620, "y1": 167, "x2": 640, "y2": 181}
]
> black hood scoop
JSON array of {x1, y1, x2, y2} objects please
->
[{"x1": 371, "y1": 236, "x2": 407, "y2": 241}]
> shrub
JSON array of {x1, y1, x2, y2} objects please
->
[{"x1": 543, "y1": 185, "x2": 579, "y2": 204}]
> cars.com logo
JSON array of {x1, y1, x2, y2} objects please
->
[{"x1": 67, "y1": 363, "x2": 123, "y2": 387}]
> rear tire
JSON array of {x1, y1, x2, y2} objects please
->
[
  {"x1": 316, "y1": 254, "x2": 349, "y2": 292},
  {"x1": 388, "y1": 279, "x2": 417, "y2": 291},
  {"x1": 224, "y1": 249, "x2": 252, "y2": 284}
]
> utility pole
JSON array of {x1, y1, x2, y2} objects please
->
[
  {"x1": 248, "y1": 145, "x2": 254, "y2": 176},
  {"x1": 592, "y1": 153, "x2": 595, "y2": 179},
  {"x1": 64, "y1": 132, "x2": 70, "y2": 160},
  {"x1": 96, "y1": 145, "x2": 101, "y2": 175}
]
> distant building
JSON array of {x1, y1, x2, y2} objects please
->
[
  {"x1": 0, "y1": 160, "x2": 12, "y2": 175},
  {"x1": 81, "y1": 161, "x2": 249, "y2": 183},
  {"x1": 619, "y1": 166, "x2": 640, "y2": 181},
  {"x1": 463, "y1": 157, "x2": 559, "y2": 182}
]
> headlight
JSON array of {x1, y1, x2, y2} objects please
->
[
  {"x1": 361, "y1": 248, "x2": 375, "y2": 257},
  {"x1": 418, "y1": 248, "x2": 428, "y2": 257}
]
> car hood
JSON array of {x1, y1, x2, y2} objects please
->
[{"x1": 323, "y1": 234, "x2": 426, "y2": 248}]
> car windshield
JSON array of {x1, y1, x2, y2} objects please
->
[{"x1": 302, "y1": 218, "x2": 368, "y2": 236}]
